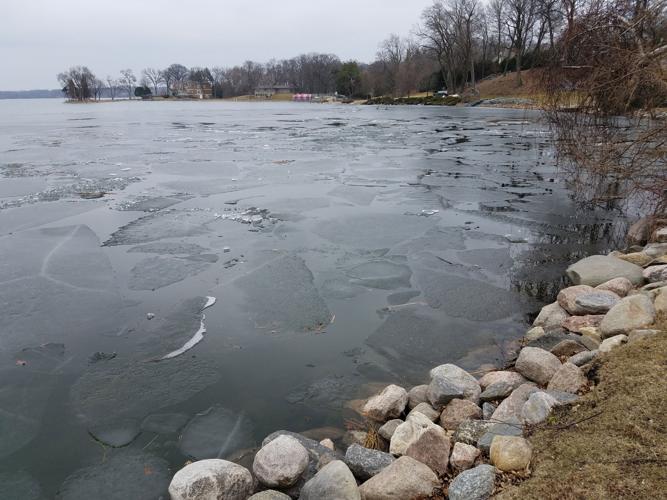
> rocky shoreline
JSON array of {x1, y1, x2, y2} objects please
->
[{"x1": 167, "y1": 221, "x2": 667, "y2": 500}]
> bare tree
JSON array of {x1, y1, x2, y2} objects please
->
[
  {"x1": 504, "y1": 0, "x2": 537, "y2": 85},
  {"x1": 119, "y1": 69, "x2": 137, "y2": 99},
  {"x1": 542, "y1": 0, "x2": 667, "y2": 215},
  {"x1": 141, "y1": 68, "x2": 164, "y2": 96},
  {"x1": 57, "y1": 66, "x2": 96, "y2": 101},
  {"x1": 163, "y1": 64, "x2": 189, "y2": 95},
  {"x1": 106, "y1": 76, "x2": 117, "y2": 101}
]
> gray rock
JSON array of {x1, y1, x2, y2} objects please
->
[
  {"x1": 477, "y1": 417, "x2": 523, "y2": 455},
  {"x1": 525, "y1": 329, "x2": 570, "y2": 351},
  {"x1": 600, "y1": 295, "x2": 656, "y2": 338},
  {"x1": 169, "y1": 459, "x2": 253, "y2": 500},
  {"x1": 544, "y1": 390, "x2": 580, "y2": 404},
  {"x1": 626, "y1": 216, "x2": 653, "y2": 246},
  {"x1": 643, "y1": 243, "x2": 667, "y2": 258},
  {"x1": 344, "y1": 444, "x2": 395, "y2": 481},
  {"x1": 480, "y1": 381, "x2": 515, "y2": 402},
  {"x1": 358, "y1": 456, "x2": 440, "y2": 500},
  {"x1": 300, "y1": 460, "x2": 360, "y2": 500},
  {"x1": 429, "y1": 364, "x2": 481, "y2": 404},
  {"x1": 557, "y1": 285, "x2": 595, "y2": 314},
  {"x1": 524, "y1": 326, "x2": 546, "y2": 341},
  {"x1": 453, "y1": 419, "x2": 494, "y2": 445},
  {"x1": 448, "y1": 464, "x2": 496, "y2": 500},
  {"x1": 550, "y1": 339, "x2": 587, "y2": 359},
  {"x1": 521, "y1": 392, "x2": 559, "y2": 425},
  {"x1": 547, "y1": 362, "x2": 586, "y2": 394},
  {"x1": 533, "y1": 302, "x2": 569, "y2": 329},
  {"x1": 490, "y1": 384, "x2": 539, "y2": 423},
  {"x1": 408, "y1": 402, "x2": 440, "y2": 422},
  {"x1": 599, "y1": 334, "x2": 628, "y2": 353},
  {"x1": 362, "y1": 385, "x2": 408, "y2": 422},
  {"x1": 568, "y1": 350, "x2": 598, "y2": 366},
  {"x1": 515, "y1": 347, "x2": 562, "y2": 385},
  {"x1": 248, "y1": 492, "x2": 291, "y2": 500},
  {"x1": 253, "y1": 435, "x2": 309, "y2": 488},
  {"x1": 478, "y1": 371, "x2": 527, "y2": 389},
  {"x1": 644, "y1": 264, "x2": 667, "y2": 283},
  {"x1": 378, "y1": 419, "x2": 403, "y2": 441},
  {"x1": 482, "y1": 402, "x2": 496, "y2": 420},
  {"x1": 574, "y1": 291, "x2": 620, "y2": 314},
  {"x1": 407, "y1": 385, "x2": 428, "y2": 410},
  {"x1": 427, "y1": 375, "x2": 465, "y2": 408},
  {"x1": 566, "y1": 255, "x2": 645, "y2": 287}
]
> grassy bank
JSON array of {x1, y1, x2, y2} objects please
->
[{"x1": 497, "y1": 324, "x2": 667, "y2": 499}]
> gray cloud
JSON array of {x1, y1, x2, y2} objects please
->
[{"x1": 1, "y1": 0, "x2": 433, "y2": 90}]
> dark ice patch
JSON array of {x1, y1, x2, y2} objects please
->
[
  {"x1": 236, "y1": 255, "x2": 331, "y2": 333},
  {"x1": 128, "y1": 242, "x2": 209, "y2": 256},
  {"x1": 89, "y1": 419, "x2": 141, "y2": 447},
  {"x1": 415, "y1": 270, "x2": 529, "y2": 321},
  {"x1": 141, "y1": 413, "x2": 189, "y2": 435},
  {"x1": 0, "y1": 471, "x2": 44, "y2": 500},
  {"x1": 55, "y1": 451, "x2": 169, "y2": 500},
  {"x1": 346, "y1": 259, "x2": 412, "y2": 290},
  {"x1": 128, "y1": 256, "x2": 211, "y2": 291},
  {"x1": 285, "y1": 375, "x2": 359, "y2": 409},
  {"x1": 458, "y1": 248, "x2": 514, "y2": 272},
  {"x1": 179, "y1": 406, "x2": 254, "y2": 460},
  {"x1": 314, "y1": 213, "x2": 435, "y2": 248},
  {"x1": 70, "y1": 356, "x2": 220, "y2": 431},
  {"x1": 387, "y1": 290, "x2": 421, "y2": 306},
  {"x1": 103, "y1": 210, "x2": 214, "y2": 247}
]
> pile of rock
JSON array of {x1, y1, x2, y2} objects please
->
[{"x1": 167, "y1": 228, "x2": 666, "y2": 500}]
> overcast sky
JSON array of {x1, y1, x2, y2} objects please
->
[{"x1": 1, "y1": 0, "x2": 434, "y2": 90}]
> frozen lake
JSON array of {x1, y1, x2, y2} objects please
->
[{"x1": 0, "y1": 99, "x2": 620, "y2": 498}]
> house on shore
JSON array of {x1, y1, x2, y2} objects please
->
[
  {"x1": 254, "y1": 84, "x2": 293, "y2": 99},
  {"x1": 178, "y1": 81, "x2": 213, "y2": 99}
]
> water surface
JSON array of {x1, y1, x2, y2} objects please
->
[{"x1": 0, "y1": 99, "x2": 619, "y2": 498}]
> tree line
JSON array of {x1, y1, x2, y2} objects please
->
[{"x1": 59, "y1": 0, "x2": 664, "y2": 102}]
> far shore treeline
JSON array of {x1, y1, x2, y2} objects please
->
[{"x1": 57, "y1": 0, "x2": 583, "y2": 101}]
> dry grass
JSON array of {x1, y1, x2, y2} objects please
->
[
  {"x1": 477, "y1": 70, "x2": 543, "y2": 99},
  {"x1": 496, "y1": 332, "x2": 667, "y2": 499}
]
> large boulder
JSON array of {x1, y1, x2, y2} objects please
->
[
  {"x1": 253, "y1": 435, "x2": 309, "y2": 488},
  {"x1": 547, "y1": 362, "x2": 587, "y2": 394},
  {"x1": 490, "y1": 436, "x2": 532, "y2": 472},
  {"x1": 450, "y1": 442, "x2": 481, "y2": 472},
  {"x1": 491, "y1": 384, "x2": 539, "y2": 423},
  {"x1": 447, "y1": 464, "x2": 496, "y2": 500},
  {"x1": 405, "y1": 426, "x2": 451, "y2": 475},
  {"x1": 358, "y1": 456, "x2": 440, "y2": 500},
  {"x1": 626, "y1": 216, "x2": 653, "y2": 246},
  {"x1": 439, "y1": 399, "x2": 482, "y2": 430},
  {"x1": 550, "y1": 339, "x2": 587, "y2": 359},
  {"x1": 617, "y1": 252, "x2": 653, "y2": 267},
  {"x1": 362, "y1": 385, "x2": 408, "y2": 422},
  {"x1": 654, "y1": 287, "x2": 667, "y2": 315},
  {"x1": 477, "y1": 417, "x2": 523, "y2": 455},
  {"x1": 428, "y1": 364, "x2": 481, "y2": 406},
  {"x1": 169, "y1": 459, "x2": 253, "y2": 500},
  {"x1": 515, "y1": 347, "x2": 562, "y2": 385},
  {"x1": 521, "y1": 392, "x2": 559, "y2": 425},
  {"x1": 453, "y1": 419, "x2": 494, "y2": 445},
  {"x1": 390, "y1": 411, "x2": 439, "y2": 456},
  {"x1": 300, "y1": 460, "x2": 360, "y2": 500},
  {"x1": 533, "y1": 302, "x2": 569, "y2": 329},
  {"x1": 566, "y1": 255, "x2": 645, "y2": 287},
  {"x1": 596, "y1": 277, "x2": 633, "y2": 297},
  {"x1": 344, "y1": 444, "x2": 395, "y2": 481},
  {"x1": 599, "y1": 295, "x2": 656, "y2": 338},
  {"x1": 557, "y1": 285, "x2": 595, "y2": 314}
]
